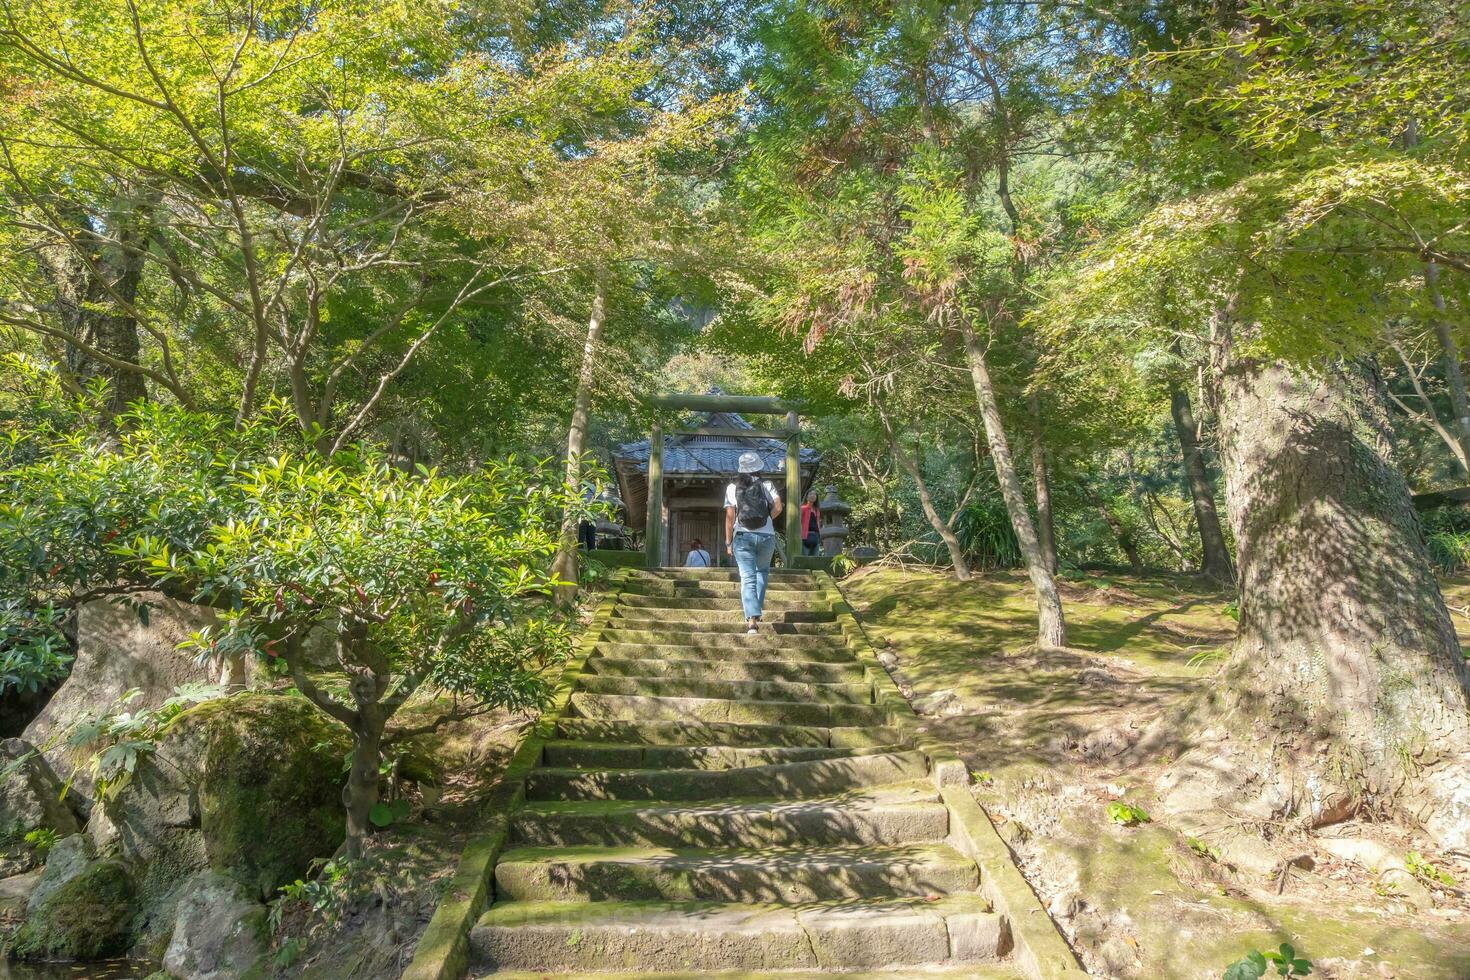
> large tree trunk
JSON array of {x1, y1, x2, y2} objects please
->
[
  {"x1": 552, "y1": 280, "x2": 608, "y2": 603},
  {"x1": 959, "y1": 317, "x2": 1066, "y2": 648},
  {"x1": 1027, "y1": 390, "x2": 1058, "y2": 574},
  {"x1": 1203, "y1": 336, "x2": 1470, "y2": 847},
  {"x1": 1169, "y1": 385, "x2": 1234, "y2": 582},
  {"x1": 879, "y1": 412, "x2": 971, "y2": 581}
]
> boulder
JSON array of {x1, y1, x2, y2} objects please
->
[
  {"x1": 95, "y1": 693, "x2": 346, "y2": 902},
  {"x1": 8, "y1": 850, "x2": 134, "y2": 960},
  {"x1": 22, "y1": 593, "x2": 247, "y2": 797},
  {"x1": 25, "y1": 833, "x2": 93, "y2": 913},
  {"x1": 0, "y1": 868, "x2": 41, "y2": 933},
  {"x1": 0, "y1": 738, "x2": 81, "y2": 876},
  {"x1": 161, "y1": 871, "x2": 268, "y2": 980}
]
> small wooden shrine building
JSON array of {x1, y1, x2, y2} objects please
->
[{"x1": 612, "y1": 392, "x2": 820, "y2": 567}]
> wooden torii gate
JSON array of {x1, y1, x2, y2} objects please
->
[{"x1": 643, "y1": 392, "x2": 803, "y2": 568}]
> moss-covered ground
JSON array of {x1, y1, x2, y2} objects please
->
[{"x1": 843, "y1": 566, "x2": 1470, "y2": 980}]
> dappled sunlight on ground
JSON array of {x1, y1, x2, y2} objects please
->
[{"x1": 842, "y1": 567, "x2": 1470, "y2": 980}]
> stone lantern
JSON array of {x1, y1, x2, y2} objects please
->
[
  {"x1": 594, "y1": 488, "x2": 628, "y2": 550},
  {"x1": 818, "y1": 485, "x2": 852, "y2": 557}
]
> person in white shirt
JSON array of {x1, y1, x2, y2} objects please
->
[
  {"x1": 685, "y1": 538, "x2": 712, "y2": 568},
  {"x1": 724, "y1": 451, "x2": 783, "y2": 634}
]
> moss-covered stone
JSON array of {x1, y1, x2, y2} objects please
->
[
  {"x1": 7, "y1": 857, "x2": 134, "y2": 960},
  {"x1": 183, "y1": 693, "x2": 349, "y2": 900}
]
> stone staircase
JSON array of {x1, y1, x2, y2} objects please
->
[{"x1": 461, "y1": 567, "x2": 1036, "y2": 979}]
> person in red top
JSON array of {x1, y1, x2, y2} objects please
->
[{"x1": 799, "y1": 489, "x2": 821, "y2": 557}]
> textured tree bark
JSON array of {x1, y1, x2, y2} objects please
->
[
  {"x1": 1027, "y1": 391, "x2": 1058, "y2": 574},
  {"x1": 959, "y1": 317, "x2": 1066, "y2": 648},
  {"x1": 40, "y1": 205, "x2": 150, "y2": 419},
  {"x1": 1424, "y1": 260, "x2": 1470, "y2": 470},
  {"x1": 1169, "y1": 384, "x2": 1234, "y2": 582},
  {"x1": 1088, "y1": 491, "x2": 1142, "y2": 572},
  {"x1": 879, "y1": 411, "x2": 971, "y2": 581},
  {"x1": 552, "y1": 280, "x2": 608, "y2": 603},
  {"x1": 340, "y1": 712, "x2": 383, "y2": 860},
  {"x1": 1199, "y1": 329, "x2": 1470, "y2": 847}
]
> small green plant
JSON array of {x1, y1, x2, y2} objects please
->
[
  {"x1": 1105, "y1": 800, "x2": 1150, "y2": 826},
  {"x1": 1186, "y1": 836, "x2": 1221, "y2": 862},
  {"x1": 1187, "y1": 647, "x2": 1228, "y2": 670},
  {"x1": 1406, "y1": 850, "x2": 1456, "y2": 887},
  {"x1": 830, "y1": 552, "x2": 857, "y2": 577},
  {"x1": 1221, "y1": 601, "x2": 1240, "y2": 622},
  {"x1": 1224, "y1": 944, "x2": 1312, "y2": 979},
  {"x1": 271, "y1": 858, "x2": 359, "y2": 935},
  {"x1": 23, "y1": 827, "x2": 59, "y2": 858},
  {"x1": 972, "y1": 771, "x2": 994, "y2": 786}
]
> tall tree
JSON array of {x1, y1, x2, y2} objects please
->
[
  {"x1": 739, "y1": 1, "x2": 1072, "y2": 645},
  {"x1": 1168, "y1": 378, "x2": 1234, "y2": 581},
  {"x1": 1049, "y1": 0, "x2": 1470, "y2": 847}
]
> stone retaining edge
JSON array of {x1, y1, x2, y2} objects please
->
[
  {"x1": 814, "y1": 571, "x2": 1087, "y2": 980},
  {"x1": 400, "y1": 571, "x2": 628, "y2": 980}
]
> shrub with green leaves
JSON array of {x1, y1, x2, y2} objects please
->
[{"x1": 2, "y1": 366, "x2": 591, "y2": 857}]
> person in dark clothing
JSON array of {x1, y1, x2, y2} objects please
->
[{"x1": 724, "y1": 452, "x2": 783, "y2": 633}]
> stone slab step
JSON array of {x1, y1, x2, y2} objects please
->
[
  {"x1": 623, "y1": 580, "x2": 825, "y2": 597},
  {"x1": 568, "y1": 692, "x2": 888, "y2": 728},
  {"x1": 480, "y1": 969, "x2": 1023, "y2": 979},
  {"x1": 634, "y1": 568, "x2": 817, "y2": 582},
  {"x1": 619, "y1": 593, "x2": 832, "y2": 612},
  {"x1": 493, "y1": 843, "x2": 979, "y2": 902},
  {"x1": 470, "y1": 895, "x2": 1002, "y2": 973},
  {"x1": 554, "y1": 718, "x2": 905, "y2": 749},
  {"x1": 542, "y1": 740, "x2": 902, "y2": 771},
  {"x1": 611, "y1": 608, "x2": 838, "y2": 626},
  {"x1": 511, "y1": 784, "x2": 948, "y2": 848},
  {"x1": 593, "y1": 636, "x2": 851, "y2": 660},
  {"x1": 526, "y1": 749, "x2": 929, "y2": 802},
  {"x1": 575, "y1": 674, "x2": 873, "y2": 705},
  {"x1": 586, "y1": 656, "x2": 864, "y2": 685}
]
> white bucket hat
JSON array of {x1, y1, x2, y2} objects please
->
[{"x1": 737, "y1": 451, "x2": 763, "y2": 474}]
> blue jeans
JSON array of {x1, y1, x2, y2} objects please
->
[{"x1": 731, "y1": 530, "x2": 776, "y2": 620}]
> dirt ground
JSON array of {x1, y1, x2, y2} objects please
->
[{"x1": 843, "y1": 565, "x2": 1470, "y2": 980}]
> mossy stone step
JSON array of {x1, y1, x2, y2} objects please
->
[
  {"x1": 469, "y1": 895, "x2": 1002, "y2": 973},
  {"x1": 553, "y1": 718, "x2": 906, "y2": 749},
  {"x1": 593, "y1": 636, "x2": 851, "y2": 659},
  {"x1": 611, "y1": 607, "x2": 839, "y2": 626},
  {"x1": 525, "y1": 749, "x2": 930, "y2": 802},
  {"x1": 622, "y1": 580, "x2": 826, "y2": 597},
  {"x1": 542, "y1": 740, "x2": 903, "y2": 771},
  {"x1": 480, "y1": 969, "x2": 1023, "y2": 979},
  {"x1": 568, "y1": 692, "x2": 889, "y2": 728},
  {"x1": 617, "y1": 593, "x2": 834, "y2": 608},
  {"x1": 493, "y1": 843, "x2": 979, "y2": 903},
  {"x1": 586, "y1": 655, "x2": 865, "y2": 685},
  {"x1": 510, "y1": 784, "x2": 948, "y2": 848},
  {"x1": 634, "y1": 568, "x2": 817, "y2": 581},
  {"x1": 575, "y1": 674, "x2": 873, "y2": 705}
]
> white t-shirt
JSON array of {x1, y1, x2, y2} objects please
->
[
  {"x1": 725, "y1": 480, "x2": 779, "y2": 535},
  {"x1": 685, "y1": 548, "x2": 711, "y2": 567}
]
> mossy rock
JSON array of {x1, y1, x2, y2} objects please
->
[
  {"x1": 181, "y1": 693, "x2": 349, "y2": 900},
  {"x1": 7, "y1": 857, "x2": 134, "y2": 960}
]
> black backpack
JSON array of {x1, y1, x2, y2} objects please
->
[{"x1": 736, "y1": 480, "x2": 773, "y2": 529}]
